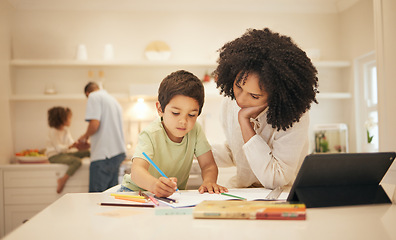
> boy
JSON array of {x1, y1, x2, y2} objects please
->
[{"x1": 122, "y1": 70, "x2": 227, "y2": 197}]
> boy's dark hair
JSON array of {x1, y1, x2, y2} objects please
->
[
  {"x1": 158, "y1": 70, "x2": 205, "y2": 115},
  {"x1": 214, "y1": 28, "x2": 319, "y2": 131},
  {"x1": 48, "y1": 107, "x2": 71, "y2": 129}
]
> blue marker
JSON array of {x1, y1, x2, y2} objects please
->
[{"x1": 142, "y1": 152, "x2": 179, "y2": 192}]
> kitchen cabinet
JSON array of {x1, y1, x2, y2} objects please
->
[{"x1": 0, "y1": 161, "x2": 90, "y2": 237}]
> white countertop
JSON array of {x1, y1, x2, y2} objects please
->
[
  {"x1": 3, "y1": 187, "x2": 396, "y2": 240},
  {"x1": 0, "y1": 158, "x2": 91, "y2": 170}
]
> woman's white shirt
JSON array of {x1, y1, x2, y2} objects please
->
[{"x1": 212, "y1": 97, "x2": 309, "y2": 189}]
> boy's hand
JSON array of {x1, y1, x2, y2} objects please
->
[
  {"x1": 151, "y1": 177, "x2": 178, "y2": 197},
  {"x1": 198, "y1": 182, "x2": 228, "y2": 194}
]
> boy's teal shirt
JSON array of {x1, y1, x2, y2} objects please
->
[{"x1": 122, "y1": 117, "x2": 211, "y2": 191}]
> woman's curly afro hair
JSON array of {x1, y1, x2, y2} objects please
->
[{"x1": 214, "y1": 28, "x2": 319, "y2": 131}]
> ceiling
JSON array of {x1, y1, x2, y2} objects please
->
[{"x1": 7, "y1": 0, "x2": 360, "y2": 13}]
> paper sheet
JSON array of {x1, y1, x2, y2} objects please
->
[{"x1": 162, "y1": 188, "x2": 287, "y2": 208}]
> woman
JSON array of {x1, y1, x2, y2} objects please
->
[{"x1": 212, "y1": 28, "x2": 318, "y2": 189}]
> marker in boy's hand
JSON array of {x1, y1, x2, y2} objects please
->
[
  {"x1": 167, "y1": 177, "x2": 178, "y2": 191},
  {"x1": 153, "y1": 177, "x2": 178, "y2": 197}
]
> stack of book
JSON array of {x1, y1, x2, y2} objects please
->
[{"x1": 193, "y1": 200, "x2": 306, "y2": 220}]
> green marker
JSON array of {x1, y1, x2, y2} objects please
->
[{"x1": 221, "y1": 192, "x2": 247, "y2": 200}]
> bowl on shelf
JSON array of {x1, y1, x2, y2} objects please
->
[
  {"x1": 144, "y1": 41, "x2": 171, "y2": 61},
  {"x1": 16, "y1": 156, "x2": 49, "y2": 164}
]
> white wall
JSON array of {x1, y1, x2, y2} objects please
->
[
  {"x1": 309, "y1": 0, "x2": 375, "y2": 154},
  {"x1": 374, "y1": 0, "x2": 396, "y2": 170},
  {"x1": 11, "y1": 10, "x2": 341, "y2": 61},
  {"x1": 0, "y1": 1, "x2": 14, "y2": 165},
  {"x1": 339, "y1": 0, "x2": 375, "y2": 152}
]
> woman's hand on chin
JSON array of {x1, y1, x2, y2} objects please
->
[{"x1": 238, "y1": 104, "x2": 267, "y2": 120}]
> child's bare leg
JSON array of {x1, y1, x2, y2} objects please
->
[{"x1": 57, "y1": 174, "x2": 70, "y2": 193}]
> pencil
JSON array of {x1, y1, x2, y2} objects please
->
[
  {"x1": 154, "y1": 195, "x2": 178, "y2": 203},
  {"x1": 114, "y1": 196, "x2": 148, "y2": 203},
  {"x1": 139, "y1": 190, "x2": 149, "y2": 200},
  {"x1": 100, "y1": 203, "x2": 154, "y2": 208},
  {"x1": 111, "y1": 193, "x2": 145, "y2": 199},
  {"x1": 221, "y1": 192, "x2": 247, "y2": 200},
  {"x1": 141, "y1": 192, "x2": 159, "y2": 206},
  {"x1": 149, "y1": 195, "x2": 160, "y2": 206},
  {"x1": 142, "y1": 152, "x2": 179, "y2": 192}
]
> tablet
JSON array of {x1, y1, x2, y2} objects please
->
[{"x1": 287, "y1": 152, "x2": 395, "y2": 208}]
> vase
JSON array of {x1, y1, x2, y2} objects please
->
[{"x1": 363, "y1": 143, "x2": 376, "y2": 152}]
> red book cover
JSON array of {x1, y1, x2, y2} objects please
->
[{"x1": 256, "y1": 208, "x2": 306, "y2": 220}]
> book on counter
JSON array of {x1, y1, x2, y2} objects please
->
[{"x1": 193, "y1": 200, "x2": 306, "y2": 220}]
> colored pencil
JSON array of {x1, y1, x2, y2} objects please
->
[
  {"x1": 114, "y1": 196, "x2": 148, "y2": 203},
  {"x1": 142, "y1": 152, "x2": 179, "y2": 191},
  {"x1": 111, "y1": 193, "x2": 145, "y2": 199},
  {"x1": 154, "y1": 195, "x2": 178, "y2": 203},
  {"x1": 221, "y1": 192, "x2": 247, "y2": 200},
  {"x1": 100, "y1": 203, "x2": 154, "y2": 208},
  {"x1": 139, "y1": 190, "x2": 149, "y2": 200},
  {"x1": 141, "y1": 192, "x2": 159, "y2": 206},
  {"x1": 148, "y1": 195, "x2": 160, "y2": 206}
]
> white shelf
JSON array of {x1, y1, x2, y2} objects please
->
[
  {"x1": 9, "y1": 93, "x2": 221, "y2": 102},
  {"x1": 10, "y1": 93, "x2": 130, "y2": 101},
  {"x1": 10, "y1": 94, "x2": 85, "y2": 101},
  {"x1": 10, "y1": 59, "x2": 350, "y2": 68},
  {"x1": 313, "y1": 60, "x2": 350, "y2": 68},
  {"x1": 9, "y1": 59, "x2": 351, "y2": 102},
  {"x1": 316, "y1": 92, "x2": 352, "y2": 99},
  {"x1": 10, "y1": 59, "x2": 217, "y2": 68}
]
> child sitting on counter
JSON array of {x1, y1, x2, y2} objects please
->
[
  {"x1": 121, "y1": 70, "x2": 227, "y2": 197},
  {"x1": 46, "y1": 106, "x2": 90, "y2": 193}
]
